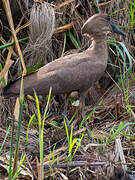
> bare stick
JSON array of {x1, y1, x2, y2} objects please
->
[{"x1": 2, "y1": 0, "x2": 27, "y2": 76}]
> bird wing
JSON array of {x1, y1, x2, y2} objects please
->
[{"x1": 2, "y1": 52, "x2": 106, "y2": 97}]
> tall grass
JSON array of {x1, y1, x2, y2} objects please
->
[
  {"x1": 107, "y1": 40, "x2": 132, "y2": 80},
  {"x1": 34, "y1": 87, "x2": 52, "y2": 179},
  {"x1": 8, "y1": 77, "x2": 25, "y2": 180},
  {"x1": 107, "y1": 40, "x2": 133, "y2": 115}
]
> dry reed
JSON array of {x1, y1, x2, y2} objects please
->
[{"x1": 23, "y1": 2, "x2": 55, "y2": 67}]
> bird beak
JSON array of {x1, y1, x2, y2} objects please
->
[{"x1": 110, "y1": 20, "x2": 126, "y2": 37}]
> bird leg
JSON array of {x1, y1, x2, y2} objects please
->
[
  {"x1": 62, "y1": 94, "x2": 69, "y2": 120},
  {"x1": 79, "y1": 91, "x2": 87, "y2": 125}
]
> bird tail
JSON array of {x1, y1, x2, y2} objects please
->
[{"x1": 2, "y1": 83, "x2": 19, "y2": 98}]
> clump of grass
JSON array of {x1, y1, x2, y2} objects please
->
[
  {"x1": 105, "y1": 121, "x2": 135, "y2": 146},
  {"x1": 64, "y1": 119, "x2": 84, "y2": 163},
  {"x1": 34, "y1": 87, "x2": 52, "y2": 179},
  {"x1": 107, "y1": 40, "x2": 133, "y2": 114},
  {"x1": 107, "y1": 40, "x2": 132, "y2": 80}
]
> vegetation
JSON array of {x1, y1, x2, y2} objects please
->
[{"x1": 0, "y1": 0, "x2": 135, "y2": 179}]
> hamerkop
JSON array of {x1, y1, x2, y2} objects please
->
[{"x1": 2, "y1": 14, "x2": 126, "y2": 117}]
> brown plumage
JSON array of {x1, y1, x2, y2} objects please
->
[{"x1": 2, "y1": 14, "x2": 126, "y2": 98}]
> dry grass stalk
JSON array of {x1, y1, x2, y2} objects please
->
[
  {"x1": 15, "y1": 20, "x2": 73, "y2": 36},
  {"x1": 14, "y1": 97, "x2": 20, "y2": 122},
  {"x1": 2, "y1": 0, "x2": 27, "y2": 75},
  {"x1": 54, "y1": 0, "x2": 75, "y2": 10},
  {"x1": 36, "y1": 157, "x2": 42, "y2": 180},
  {"x1": 0, "y1": 59, "x2": 13, "y2": 87},
  {"x1": 115, "y1": 138, "x2": 127, "y2": 171},
  {"x1": 54, "y1": 23, "x2": 74, "y2": 33},
  {"x1": 1, "y1": 21, "x2": 29, "y2": 86},
  {"x1": 23, "y1": 2, "x2": 55, "y2": 67}
]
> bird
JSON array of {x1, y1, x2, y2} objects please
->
[{"x1": 2, "y1": 13, "x2": 126, "y2": 119}]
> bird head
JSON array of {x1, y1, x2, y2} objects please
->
[{"x1": 82, "y1": 14, "x2": 126, "y2": 38}]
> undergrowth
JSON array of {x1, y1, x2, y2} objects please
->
[{"x1": 0, "y1": 0, "x2": 135, "y2": 179}]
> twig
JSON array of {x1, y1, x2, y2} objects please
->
[
  {"x1": 44, "y1": 161, "x2": 106, "y2": 169},
  {"x1": 2, "y1": 0, "x2": 27, "y2": 76}
]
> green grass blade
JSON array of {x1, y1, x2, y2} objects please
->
[
  {"x1": 80, "y1": 106, "x2": 96, "y2": 128},
  {"x1": 52, "y1": 144, "x2": 56, "y2": 164},
  {"x1": 130, "y1": 0, "x2": 135, "y2": 27},
  {"x1": 35, "y1": 91, "x2": 43, "y2": 179},
  {"x1": 116, "y1": 45, "x2": 127, "y2": 72},
  {"x1": 69, "y1": 124, "x2": 73, "y2": 162},
  {"x1": 0, "y1": 126, "x2": 10, "y2": 155},
  {"x1": 8, "y1": 122, "x2": 13, "y2": 180},
  {"x1": 68, "y1": 31, "x2": 81, "y2": 50},
  {"x1": 69, "y1": 124, "x2": 73, "y2": 149},
  {"x1": 108, "y1": 56, "x2": 116, "y2": 72},
  {"x1": 69, "y1": 138, "x2": 78, "y2": 160},
  {"x1": 110, "y1": 8, "x2": 126, "y2": 16},
  {"x1": 118, "y1": 42, "x2": 132, "y2": 76},
  {"x1": 72, "y1": 134, "x2": 84, "y2": 160},
  {"x1": 13, "y1": 154, "x2": 26, "y2": 179},
  {"x1": 68, "y1": 109, "x2": 78, "y2": 125},
  {"x1": 43, "y1": 87, "x2": 52, "y2": 129},
  {"x1": 34, "y1": 91, "x2": 42, "y2": 134},
  {"x1": 107, "y1": 40, "x2": 118, "y2": 43},
  {"x1": 0, "y1": 37, "x2": 29, "y2": 50},
  {"x1": 0, "y1": 63, "x2": 6, "y2": 86},
  {"x1": 26, "y1": 114, "x2": 36, "y2": 144},
  {"x1": 64, "y1": 119, "x2": 69, "y2": 145}
]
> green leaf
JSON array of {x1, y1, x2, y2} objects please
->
[
  {"x1": 49, "y1": 121, "x2": 62, "y2": 128},
  {"x1": 68, "y1": 31, "x2": 81, "y2": 50},
  {"x1": 27, "y1": 63, "x2": 44, "y2": 74},
  {"x1": 0, "y1": 63, "x2": 6, "y2": 85},
  {"x1": 26, "y1": 114, "x2": 36, "y2": 144}
]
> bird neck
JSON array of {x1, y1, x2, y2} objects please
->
[
  {"x1": 87, "y1": 36, "x2": 108, "y2": 57},
  {"x1": 91, "y1": 36, "x2": 107, "y2": 49}
]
